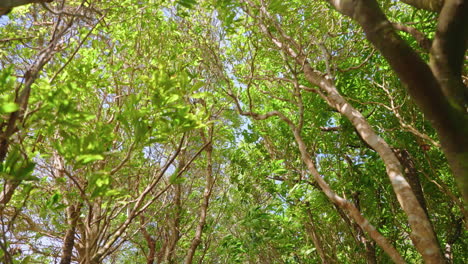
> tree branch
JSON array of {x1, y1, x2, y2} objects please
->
[
  {"x1": 430, "y1": 0, "x2": 468, "y2": 110},
  {"x1": 392, "y1": 23, "x2": 432, "y2": 51},
  {"x1": 400, "y1": 0, "x2": 445, "y2": 12}
]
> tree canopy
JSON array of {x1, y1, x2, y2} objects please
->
[{"x1": 0, "y1": 0, "x2": 466, "y2": 263}]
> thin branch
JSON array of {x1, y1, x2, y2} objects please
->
[
  {"x1": 338, "y1": 49, "x2": 376, "y2": 72},
  {"x1": 392, "y1": 23, "x2": 432, "y2": 51},
  {"x1": 50, "y1": 13, "x2": 106, "y2": 83}
]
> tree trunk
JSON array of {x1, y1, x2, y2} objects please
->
[
  {"x1": 292, "y1": 129, "x2": 406, "y2": 263},
  {"x1": 394, "y1": 149, "x2": 430, "y2": 217},
  {"x1": 163, "y1": 156, "x2": 185, "y2": 263},
  {"x1": 352, "y1": 192, "x2": 377, "y2": 264},
  {"x1": 247, "y1": 4, "x2": 444, "y2": 261},
  {"x1": 328, "y1": 0, "x2": 468, "y2": 219},
  {"x1": 185, "y1": 130, "x2": 214, "y2": 264},
  {"x1": 60, "y1": 203, "x2": 81, "y2": 264},
  {"x1": 305, "y1": 207, "x2": 329, "y2": 264},
  {"x1": 140, "y1": 220, "x2": 156, "y2": 264}
]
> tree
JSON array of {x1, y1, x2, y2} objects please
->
[
  {"x1": 0, "y1": 0, "x2": 466, "y2": 263},
  {"x1": 328, "y1": 0, "x2": 468, "y2": 209}
]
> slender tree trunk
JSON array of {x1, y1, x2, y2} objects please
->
[
  {"x1": 304, "y1": 207, "x2": 329, "y2": 264},
  {"x1": 0, "y1": 0, "x2": 53, "y2": 9},
  {"x1": 364, "y1": 242, "x2": 377, "y2": 264},
  {"x1": 185, "y1": 130, "x2": 214, "y2": 264},
  {"x1": 444, "y1": 216, "x2": 462, "y2": 263},
  {"x1": 246, "y1": 3, "x2": 444, "y2": 261},
  {"x1": 291, "y1": 129, "x2": 406, "y2": 263},
  {"x1": 157, "y1": 235, "x2": 168, "y2": 264},
  {"x1": 0, "y1": 181, "x2": 20, "y2": 214},
  {"x1": 78, "y1": 201, "x2": 102, "y2": 264},
  {"x1": 394, "y1": 149, "x2": 430, "y2": 216},
  {"x1": 311, "y1": 75, "x2": 444, "y2": 264},
  {"x1": 351, "y1": 192, "x2": 377, "y2": 264},
  {"x1": 60, "y1": 203, "x2": 81, "y2": 264},
  {"x1": 163, "y1": 155, "x2": 186, "y2": 263},
  {"x1": 140, "y1": 220, "x2": 156, "y2": 264},
  {"x1": 164, "y1": 184, "x2": 181, "y2": 263}
]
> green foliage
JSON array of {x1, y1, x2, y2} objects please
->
[{"x1": 0, "y1": 0, "x2": 465, "y2": 263}]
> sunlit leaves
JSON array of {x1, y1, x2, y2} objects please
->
[
  {"x1": 0, "y1": 68, "x2": 18, "y2": 115},
  {"x1": 0, "y1": 102, "x2": 18, "y2": 113}
]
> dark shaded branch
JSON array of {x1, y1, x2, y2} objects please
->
[
  {"x1": 430, "y1": 0, "x2": 468, "y2": 110},
  {"x1": 400, "y1": 0, "x2": 445, "y2": 12}
]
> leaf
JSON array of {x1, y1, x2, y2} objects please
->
[
  {"x1": 0, "y1": 102, "x2": 18, "y2": 113},
  {"x1": 169, "y1": 172, "x2": 186, "y2": 184},
  {"x1": 95, "y1": 175, "x2": 110, "y2": 187},
  {"x1": 15, "y1": 162, "x2": 37, "y2": 181},
  {"x1": 76, "y1": 154, "x2": 104, "y2": 164},
  {"x1": 166, "y1": 94, "x2": 180, "y2": 104},
  {"x1": 191, "y1": 81, "x2": 205, "y2": 91},
  {"x1": 192, "y1": 91, "x2": 212, "y2": 99},
  {"x1": 178, "y1": 0, "x2": 197, "y2": 9},
  {"x1": 47, "y1": 192, "x2": 62, "y2": 208}
]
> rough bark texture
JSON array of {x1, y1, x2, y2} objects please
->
[
  {"x1": 394, "y1": 149, "x2": 429, "y2": 217},
  {"x1": 59, "y1": 204, "x2": 81, "y2": 264}
]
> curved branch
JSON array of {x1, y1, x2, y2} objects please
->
[
  {"x1": 0, "y1": 0, "x2": 52, "y2": 8},
  {"x1": 392, "y1": 23, "x2": 432, "y2": 51},
  {"x1": 430, "y1": 0, "x2": 468, "y2": 110},
  {"x1": 400, "y1": 0, "x2": 444, "y2": 12}
]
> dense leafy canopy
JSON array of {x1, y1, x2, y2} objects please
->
[{"x1": 0, "y1": 0, "x2": 466, "y2": 263}]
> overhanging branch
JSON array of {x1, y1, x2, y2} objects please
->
[{"x1": 400, "y1": 0, "x2": 444, "y2": 12}]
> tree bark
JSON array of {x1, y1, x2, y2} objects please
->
[
  {"x1": 0, "y1": 0, "x2": 53, "y2": 15},
  {"x1": 393, "y1": 149, "x2": 430, "y2": 217},
  {"x1": 352, "y1": 192, "x2": 377, "y2": 264},
  {"x1": 163, "y1": 186, "x2": 181, "y2": 263},
  {"x1": 185, "y1": 130, "x2": 214, "y2": 264},
  {"x1": 140, "y1": 219, "x2": 156, "y2": 264},
  {"x1": 307, "y1": 73, "x2": 444, "y2": 264},
  {"x1": 163, "y1": 156, "x2": 186, "y2": 263},
  {"x1": 400, "y1": 0, "x2": 445, "y2": 12},
  {"x1": 256, "y1": 1, "x2": 465, "y2": 262},
  {"x1": 60, "y1": 203, "x2": 81, "y2": 264}
]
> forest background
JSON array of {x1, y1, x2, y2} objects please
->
[{"x1": 0, "y1": 0, "x2": 467, "y2": 263}]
